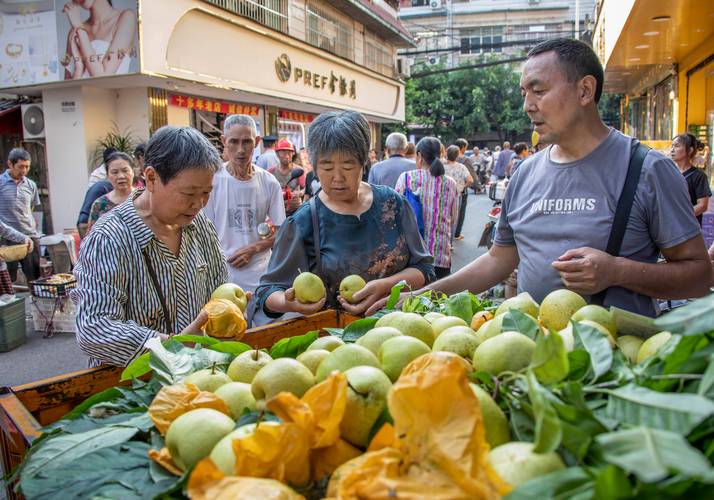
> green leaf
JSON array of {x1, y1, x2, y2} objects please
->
[
  {"x1": 322, "y1": 327, "x2": 344, "y2": 338},
  {"x1": 120, "y1": 352, "x2": 151, "y2": 381},
  {"x1": 189, "y1": 347, "x2": 233, "y2": 370},
  {"x1": 342, "y1": 317, "x2": 380, "y2": 342},
  {"x1": 235, "y1": 411, "x2": 282, "y2": 428},
  {"x1": 610, "y1": 306, "x2": 660, "y2": 337},
  {"x1": 654, "y1": 293, "x2": 714, "y2": 336},
  {"x1": 595, "y1": 427, "x2": 714, "y2": 483},
  {"x1": 206, "y1": 341, "x2": 252, "y2": 356},
  {"x1": 270, "y1": 330, "x2": 319, "y2": 358},
  {"x1": 502, "y1": 310, "x2": 539, "y2": 340},
  {"x1": 58, "y1": 387, "x2": 123, "y2": 421},
  {"x1": 385, "y1": 280, "x2": 407, "y2": 310},
  {"x1": 698, "y1": 354, "x2": 714, "y2": 396},
  {"x1": 572, "y1": 321, "x2": 612, "y2": 380},
  {"x1": 527, "y1": 370, "x2": 562, "y2": 453},
  {"x1": 593, "y1": 465, "x2": 633, "y2": 500},
  {"x1": 443, "y1": 291, "x2": 474, "y2": 323},
  {"x1": 531, "y1": 330, "x2": 569, "y2": 385},
  {"x1": 145, "y1": 337, "x2": 194, "y2": 386},
  {"x1": 171, "y1": 334, "x2": 219, "y2": 346},
  {"x1": 567, "y1": 350, "x2": 590, "y2": 381},
  {"x1": 506, "y1": 467, "x2": 593, "y2": 500},
  {"x1": 604, "y1": 384, "x2": 714, "y2": 435},
  {"x1": 643, "y1": 335, "x2": 708, "y2": 391}
]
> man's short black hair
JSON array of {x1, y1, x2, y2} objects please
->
[
  {"x1": 8, "y1": 148, "x2": 30, "y2": 164},
  {"x1": 527, "y1": 38, "x2": 604, "y2": 103}
]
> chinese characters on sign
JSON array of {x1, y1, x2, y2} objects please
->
[
  {"x1": 274, "y1": 53, "x2": 356, "y2": 99},
  {"x1": 278, "y1": 110, "x2": 315, "y2": 123},
  {"x1": 169, "y1": 94, "x2": 260, "y2": 115}
]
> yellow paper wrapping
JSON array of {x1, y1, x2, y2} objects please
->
[{"x1": 147, "y1": 383, "x2": 229, "y2": 435}]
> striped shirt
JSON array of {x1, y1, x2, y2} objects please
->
[
  {"x1": 71, "y1": 192, "x2": 228, "y2": 367},
  {"x1": 0, "y1": 171, "x2": 40, "y2": 237},
  {"x1": 395, "y1": 169, "x2": 458, "y2": 269}
]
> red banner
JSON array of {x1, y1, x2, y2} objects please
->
[
  {"x1": 278, "y1": 110, "x2": 316, "y2": 123},
  {"x1": 169, "y1": 94, "x2": 260, "y2": 116}
]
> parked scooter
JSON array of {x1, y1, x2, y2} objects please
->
[{"x1": 478, "y1": 178, "x2": 508, "y2": 248}]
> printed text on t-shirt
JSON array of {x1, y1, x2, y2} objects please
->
[{"x1": 529, "y1": 197, "x2": 597, "y2": 215}]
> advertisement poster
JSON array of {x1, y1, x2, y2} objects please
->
[{"x1": 0, "y1": 0, "x2": 138, "y2": 87}]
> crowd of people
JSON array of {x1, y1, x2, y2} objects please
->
[{"x1": 1, "y1": 38, "x2": 714, "y2": 367}]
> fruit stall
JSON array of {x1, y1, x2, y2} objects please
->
[{"x1": 2, "y1": 285, "x2": 714, "y2": 499}]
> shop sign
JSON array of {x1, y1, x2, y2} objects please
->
[
  {"x1": 169, "y1": 94, "x2": 260, "y2": 115},
  {"x1": 274, "y1": 53, "x2": 356, "y2": 99},
  {"x1": 278, "y1": 110, "x2": 315, "y2": 123}
]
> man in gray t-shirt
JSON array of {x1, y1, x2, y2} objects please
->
[{"x1": 368, "y1": 38, "x2": 713, "y2": 318}]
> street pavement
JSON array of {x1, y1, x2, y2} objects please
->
[{"x1": 0, "y1": 192, "x2": 492, "y2": 388}]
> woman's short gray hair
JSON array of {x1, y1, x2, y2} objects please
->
[
  {"x1": 223, "y1": 114, "x2": 257, "y2": 136},
  {"x1": 145, "y1": 126, "x2": 222, "y2": 183},
  {"x1": 307, "y1": 111, "x2": 370, "y2": 169}
]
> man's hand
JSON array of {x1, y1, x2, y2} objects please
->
[
  {"x1": 552, "y1": 247, "x2": 617, "y2": 295},
  {"x1": 338, "y1": 279, "x2": 390, "y2": 316},
  {"x1": 228, "y1": 245, "x2": 257, "y2": 268},
  {"x1": 283, "y1": 288, "x2": 326, "y2": 315}
]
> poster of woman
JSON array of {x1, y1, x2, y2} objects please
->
[{"x1": 57, "y1": 0, "x2": 137, "y2": 80}]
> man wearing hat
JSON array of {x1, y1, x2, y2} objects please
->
[
  {"x1": 269, "y1": 138, "x2": 305, "y2": 215},
  {"x1": 256, "y1": 135, "x2": 279, "y2": 170}
]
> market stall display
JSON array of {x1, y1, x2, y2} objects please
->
[{"x1": 3, "y1": 284, "x2": 714, "y2": 499}]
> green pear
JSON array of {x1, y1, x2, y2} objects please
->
[
  {"x1": 251, "y1": 358, "x2": 315, "y2": 400},
  {"x1": 209, "y1": 421, "x2": 280, "y2": 475},
  {"x1": 495, "y1": 292, "x2": 539, "y2": 318},
  {"x1": 315, "y1": 344, "x2": 380, "y2": 382},
  {"x1": 431, "y1": 316, "x2": 469, "y2": 338},
  {"x1": 637, "y1": 331, "x2": 672, "y2": 364},
  {"x1": 616, "y1": 335, "x2": 644, "y2": 364},
  {"x1": 572, "y1": 305, "x2": 617, "y2": 337},
  {"x1": 355, "y1": 327, "x2": 403, "y2": 355},
  {"x1": 472, "y1": 332, "x2": 535, "y2": 375},
  {"x1": 214, "y1": 382, "x2": 256, "y2": 419},
  {"x1": 538, "y1": 289, "x2": 586, "y2": 331},
  {"x1": 374, "y1": 311, "x2": 405, "y2": 328},
  {"x1": 307, "y1": 335, "x2": 345, "y2": 352},
  {"x1": 184, "y1": 368, "x2": 232, "y2": 392},
  {"x1": 387, "y1": 312, "x2": 435, "y2": 347},
  {"x1": 474, "y1": 315, "x2": 505, "y2": 346},
  {"x1": 577, "y1": 320, "x2": 615, "y2": 347},
  {"x1": 296, "y1": 349, "x2": 331, "y2": 374},
  {"x1": 424, "y1": 312, "x2": 446, "y2": 323},
  {"x1": 470, "y1": 384, "x2": 510, "y2": 447},
  {"x1": 432, "y1": 328, "x2": 479, "y2": 359},
  {"x1": 340, "y1": 366, "x2": 392, "y2": 448},
  {"x1": 227, "y1": 349, "x2": 273, "y2": 383},
  {"x1": 379, "y1": 336, "x2": 431, "y2": 382},
  {"x1": 166, "y1": 408, "x2": 234, "y2": 471},
  {"x1": 339, "y1": 275, "x2": 367, "y2": 303},
  {"x1": 211, "y1": 283, "x2": 248, "y2": 312},
  {"x1": 489, "y1": 442, "x2": 564, "y2": 487},
  {"x1": 293, "y1": 272, "x2": 326, "y2": 303}
]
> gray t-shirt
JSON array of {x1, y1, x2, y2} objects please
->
[{"x1": 495, "y1": 129, "x2": 701, "y2": 317}]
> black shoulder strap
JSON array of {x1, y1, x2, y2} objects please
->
[
  {"x1": 591, "y1": 143, "x2": 649, "y2": 306},
  {"x1": 141, "y1": 247, "x2": 173, "y2": 333},
  {"x1": 309, "y1": 196, "x2": 322, "y2": 275}
]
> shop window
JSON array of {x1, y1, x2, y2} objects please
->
[
  {"x1": 201, "y1": 0, "x2": 289, "y2": 34},
  {"x1": 460, "y1": 26, "x2": 503, "y2": 55},
  {"x1": 306, "y1": 4, "x2": 353, "y2": 61}
]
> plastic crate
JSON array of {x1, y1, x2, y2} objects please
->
[
  {"x1": 29, "y1": 275, "x2": 77, "y2": 299},
  {"x1": 0, "y1": 297, "x2": 27, "y2": 352},
  {"x1": 30, "y1": 296, "x2": 76, "y2": 336}
]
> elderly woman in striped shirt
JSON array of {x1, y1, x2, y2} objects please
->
[{"x1": 72, "y1": 127, "x2": 228, "y2": 367}]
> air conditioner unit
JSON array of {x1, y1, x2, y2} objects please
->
[
  {"x1": 427, "y1": 56, "x2": 440, "y2": 65},
  {"x1": 430, "y1": 0, "x2": 442, "y2": 9},
  {"x1": 21, "y1": 103, "x2": 45, "y2": 139},
  {"x1": 396, "y1": 57, "x2": 411, "y2": 78}
]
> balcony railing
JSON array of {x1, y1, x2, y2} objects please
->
[
  {"x1": 365, "y1": 40, "x2": 394, "y2": 77},
  {"x1": 306, "y1": 3, "x2": 353, "y2": 60},
  {"x1": 202, "y1": 0, "x2": 289, "y2": 34}
]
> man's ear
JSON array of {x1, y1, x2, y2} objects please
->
[{"x1": 579, "y1": 75, "x2": 598, "y2": 105}]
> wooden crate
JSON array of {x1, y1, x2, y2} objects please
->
[{"x1": 0, "y1": 309, "x2": 357, "y2": 500}]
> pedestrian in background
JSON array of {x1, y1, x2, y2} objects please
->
[
  {"x1": 671, "y1": 133, "x2": 711, "y2": 225},
  {"x1": 87, "y1": 152, "x2": 136, "y2": 233},
  {"x1": 256, "y1": 135, "x2": 279, "y2": 170},
  {"x1": 509, "y1": 142, "x2": 530, "y2": 177},
  {"x1": 445, "y1": 145, "x2": 473, "y2": 241},
  {"x1": 0, "y1": 221, "x2": 33, "y2": 295},
  {"x1": 368, "y1": 132, "x2": 415, "y2": 189},
  {"x1": 404, "y1": 142, "x2": 416, "y2": 160},
  {"x1": 492, "y1": 141, "x2": 515, "y2": 180},
  {"x1": 0, "y1": 148, "x2": 41, "y2": 282}
]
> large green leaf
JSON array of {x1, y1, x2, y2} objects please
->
[
  {"x1": 506, "y1": 467, "x2": 593, "y2": 500},
  {"x1": 341, "y1": 317, "x2": 380, "y2": 342},
  {"x1": 593, "y1": 465, "x2": 633, "y2": 500},
  {"x1": 443, "y1": 291, "x2": 474, "y2": 323},
  {"x1": 385, "y1": 280, "x2": 407, "y2": 309},
  {"x1": 654, "y1": 293, "x2": 714, "y2": 336},
  {"x1": 205, "y1": 341, "x2": 251, "y2": 356},
  {"x1": 502, "y1": 310, "x2": 539, "y2": 340},
  {"x1": 145, "y1": 337, "x2": 194, "y2": 386},
  {"x1": 572, "y1": 321, "x2": 612, "y2": 380},
  {"x1": 610, "y1": 306, "x2": 659, "y2": 337},
  {"x1": 604, "y1": 384, "x2": 714, "y2": 435},
  {"x1": 121, "y1": 352, "x2": 151, "y2": 381},
  {"x1": 527, "y1": 370, "x2": 562, "y2": 453},
  {"x1": 698, "y1": 354, "x2": 714, "y2": 396},
  {"x1": 595, "y1": 427, "x2": 714, "y2": 483},
  {"x1": 269, "y1": 330, "x2": 319, "y2": 358},
  {"x1": 531, "y1": 329, "x2": 569, "y2": 384},
  {"x1": 171, "y1": 334, "x2": 219, "y2": 346},
  {"x1": 188, "y1": 347, "x2": 232, "y2": 371}
]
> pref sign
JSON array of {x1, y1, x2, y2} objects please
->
[{"x1": 274, "y1": 53, "x2": 356, "y2": 99}]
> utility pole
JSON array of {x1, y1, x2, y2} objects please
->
[
  {"x1": 446, "y1": 0, "x2": 453, "y2": 67},
  {"x1": 574, "y1": 0, "x2": 580, "y2": 40}
]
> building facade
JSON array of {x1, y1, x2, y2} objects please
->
[
  {"x1": 0, "y1": 0, "x2": 413, "y2": 234},
  {"x1": 397, "y1": 0, "x2": 595, "y2": 68}
]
